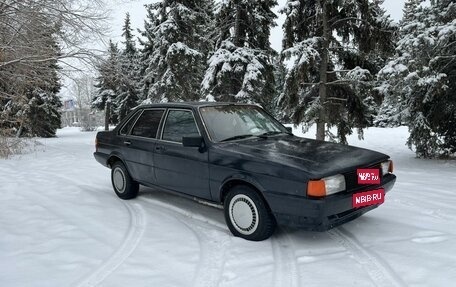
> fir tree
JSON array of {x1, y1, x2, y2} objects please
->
[
  {"x1": 122, "y1": 13, "x2": 136, "y2": 56},
  {"x1": 137, "y1": 5, "x2": 159, "y2": 102},
  {"x1": 279, "y1": 0, "x2": 396, "y2": 143},
  {"x1": 92, "y1": 41, "x2": 121, "y2": 127},
  {"x1": 376, "y1": 0, "x2": 456, "y2": 157},
  {"x1": 202, "y1": 0, "x2": 277, "y2": 112},
  {"x1": 115, "y1": 13, "x2": 141, "y2": 122},
  {"x1": 142, "y1": 0, "x2": 214, "y2": 103}
]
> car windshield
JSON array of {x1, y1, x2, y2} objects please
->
[{"x1": 199, "y1": 105, "x2": 288, "y2": 142}]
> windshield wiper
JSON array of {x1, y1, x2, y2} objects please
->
[
  {"x1": 258, "y1": 131, "x2": 286, "y2": 138},
  {"x1": 220, "y1": 134, "x2": 256, "y2": 142}
]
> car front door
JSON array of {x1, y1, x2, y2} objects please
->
[
  {"x1": 122, "y1": 109, "x2": 165, "y2": 185},
  {"x1": 154, "y1": 109, "x2": 211, "y2": 200}
]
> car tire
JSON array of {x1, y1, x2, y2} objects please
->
[
  {"x1": 224, "y1": 185, "x2": 276, "y2": 241},
  {"x1": 111, "y1": 161, "x2": 139, "y2": 200}
]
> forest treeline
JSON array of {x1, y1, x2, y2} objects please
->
[{"x1": 1, "y1": 0, "x2": 455, "y2": 158}]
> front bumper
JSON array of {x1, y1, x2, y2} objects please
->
[{"x1": 264, "y1": 174, "x2": 396, "y2": 231}]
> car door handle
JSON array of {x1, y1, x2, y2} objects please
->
[
  {"x1": 155, "y1": 145, "x2": 165, "y2": 152},
  {"x1": 124, "y1": 141, "x2": 131, "y2": 146}
]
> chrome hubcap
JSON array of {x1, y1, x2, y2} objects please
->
[
  {"x1": 113, "y1": 168, "x2": 126, "y2": 193},
  {"x1": 229, "y1": 194, "x2": 259, "y2": 235}
]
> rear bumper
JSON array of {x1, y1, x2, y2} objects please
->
[
  {"x1": 264, "y1": 174, "x2": 396, "y2": 231},
  {"x1": 93, "y1": 152, "x2": 109, "y2": 167}
]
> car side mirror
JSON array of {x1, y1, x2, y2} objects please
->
[
  {"x1": 285, "y1": 127, "x2": 293, "y2": 134},
  {"x1": 182, "y1": 136, "x2": 205, "y2": 148}
]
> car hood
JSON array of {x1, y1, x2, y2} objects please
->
[{"x1": 216, "y1": 135, "x2": 389, "y2": 178}]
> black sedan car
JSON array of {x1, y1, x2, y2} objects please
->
[{"x1": 94, "y1": 102, "x2": 396, "y2": 241}]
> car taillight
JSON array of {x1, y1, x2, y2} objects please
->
[{"x1": 95, "y1": 137, "x2": 99, "y2": 152}]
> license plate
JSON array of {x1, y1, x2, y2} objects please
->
[
  {"x1": 352, "y1": 189, "x2": 385, "y2": 208},
  {"x1": 357, "y1": 168, "x2": 380, "y2": 184}
]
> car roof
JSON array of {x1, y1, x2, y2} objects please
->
[{"x1": 136, "y1": 102, "x2": 258, "y2": 109}]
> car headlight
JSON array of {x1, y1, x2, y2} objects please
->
[
  {"x1": 307, "y1": 174, "x2": 346, "y2": 197},
  {"x1": 381, "y1": 160, "x2": 393, "y2": 175}
]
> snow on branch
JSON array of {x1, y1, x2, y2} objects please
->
[{"x1": 282, "y1": 37, "x2": 322, "y2": 67}]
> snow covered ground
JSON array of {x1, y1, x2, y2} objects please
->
[{"x1": 1, "y1": 126, "x2": 455, "y2": 287}]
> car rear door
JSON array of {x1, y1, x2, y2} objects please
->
[
  {"x1": 154, "y1": 108, "x2": 211, "y2": 200},
  {"x1": 121, "y1": 108, "x2": 165, "y2": 185}
]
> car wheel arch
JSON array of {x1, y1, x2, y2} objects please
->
[
  {"x1": 107, "y1": 154, "x2": 125, "y2": 169},
  {"x1": 219, "y1": 178, "x2": 270, "y2": 209}
]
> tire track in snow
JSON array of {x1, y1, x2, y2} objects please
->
[
  {"x1": 75, "y1": 202, "x2": 146, "y2": 287},
  {"x1": 140, "y1": 196, "x2": 230, "y2": 287},
  {"x1": 271, "y1": 228, "x2": 300, "y2": 287},
  {"x1": 328, "y1": 227, "x2": 405, "y2": 287},
  {"x1": 179, "y1": 215, "x2": 229, "y2": 287},
  {"x1": 18, "y1": 185, "x2": 117, "y2": 245}
]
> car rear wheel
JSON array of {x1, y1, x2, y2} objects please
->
[
  {"x1": 224, "y1": 185, "x2": 276, "y2": 241},
  {"x1": 111, "y1": 162, "x2": 139, "y2": 199}
]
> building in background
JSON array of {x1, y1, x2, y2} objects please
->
[{"x1": 61, "y1": 99, "x2": 104, "y2": 131}]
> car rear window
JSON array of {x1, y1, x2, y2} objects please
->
[
  {"x1": 119, "y1": 111, "x2": 141, "y2": 135},
  {"x1": 130, "y1": 109, "x2": 164, "y2": 138}
]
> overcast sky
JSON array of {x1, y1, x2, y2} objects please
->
[{"x1": 108, "y1": 0, "x2": 406, "y2": 52}]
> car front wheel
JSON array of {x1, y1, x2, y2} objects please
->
[
  {"x1": 224, "y1": 185, "x2": 276, "y2": 241},
  {"x1": 111, "y1": 161, "x2": 139, "y2": 199}
]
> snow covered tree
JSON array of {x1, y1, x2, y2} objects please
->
[
  {"x1": 122, "y1": 13, "x2": 136, "y2": 56},
  {"x1": 0, "y1": 11, "x2": 62, "y2": 138},
  {"x1": 1, "y1": 0, "x2": 108, "y2": 145},
  {"x1": 115, "y1": 13, "x2": 141, "y2": 122},
  {"x1": 376, "y1": 0, "x2": 456, "y2": 157},
  {"x1": 2, "y1": 68, "x2": 62, "y2": 138},
  {"x1": 18, "y1": 88, "x2": 63, "y2": 138},
  {"x1": 279, "y1": 0, "x2": 396, "y2": 143},
  {"x1": 92, "y1": 41, "x2": 121, "y2": 129},
  {"x1": 141, "y1": 0, "x2": 214, "y2": 103},
  {"x1": 137, "y1": 5, "x2": 159, "y2": 102},
  {"x1": 202, "y1": 0, "x2": 277, "y2": 112}
]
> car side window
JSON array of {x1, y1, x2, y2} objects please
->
[
  {"x1": 162, "y1": 110, "x2": 199, "y2": 143},
  {"x1": 130, "y1": 109, "x2": 164, "y2": 138},
  {"x1": 119, "y1": 111, "x2": 141, "y2": 135}
]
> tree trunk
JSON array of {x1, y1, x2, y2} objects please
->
[
  {"x1": 104, "y1": 100, "x2": 110, "y2": 131},
  {"x1": 233, "y1": 1, "x2": 241, "y2": 47},
  {"x1": 316, "y1": 0, "x2": 329, "y2": 141},
  {"x1": 15, "y1": 122, "x2": 23, "y2": 138},
  {"x1": 231, "y1": 1, "x2": 242, "y2": 100}
]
